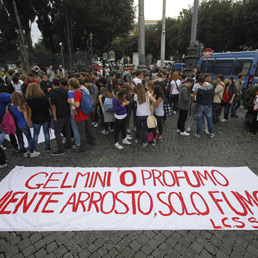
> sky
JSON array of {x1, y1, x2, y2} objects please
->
[{"x1": 31, "y1": 0, "x2": 194, "y2": 44}]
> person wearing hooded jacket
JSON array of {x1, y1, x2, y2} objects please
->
[{"x1": 177, "y1": 78, "x2": 194, "y2": 136}]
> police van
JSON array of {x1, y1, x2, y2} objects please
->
[{"x1": 199, "y1": 51, "x2": 258, "y2": 89}]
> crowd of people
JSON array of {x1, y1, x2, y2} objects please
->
[{"x1": 0, "y1": 63, "x2": 256, "y2": 168}]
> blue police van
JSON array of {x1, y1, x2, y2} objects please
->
[{"x1": 199, "y1": 51, "x2": 258, "y2": 89}]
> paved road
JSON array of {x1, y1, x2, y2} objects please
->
[{"x1": 1, "y1": 107, "x2": 258, "y2": 258}]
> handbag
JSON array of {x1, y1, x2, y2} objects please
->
[
  {"x1": 147, "y1": 95, "x2": 157, "y2": 129},
  {"x1": 163, "y1": 101, "x2": 171, "y2": 116}
]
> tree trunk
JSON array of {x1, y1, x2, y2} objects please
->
[{"x1": 11, "y1": 0, "x2": 30, "y2": 73}]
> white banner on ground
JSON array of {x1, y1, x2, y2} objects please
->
[
  {"x1": 5, "y1": 128, "x2": 55, "y2": 148},
  {"x1": 0, "y1": 166, "x2": 258, "y2": 231}
]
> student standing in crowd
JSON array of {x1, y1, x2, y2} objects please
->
[
  {"x1": 169, "y1": 71, "x2": 181, "y2": 114},
  {"x1": 26, "y1": 83, "x2": 51, "y2": 152},
  {"x1": 50, "y1": 79, "x2": 72, "y2": 155},
  {"x1": 177, "y1": 78, "x2": 194, "y2": 136},
  {"x1": 112, "y1": 88, "x2": 132, "y2": 150},
  {"x1": 212, "y1": 74, "x2": 224, "y2": 125},
  {"x1": 152, "y1": 84, "x2": 165, "y2": 143},
  {"x1": 134, "y1": 83, "x2": 156, "y2": 147},
  {"x1": 10, "y1": 92, "x2": 40, "y2": 158},
  {"x1": 221, "y1": 76, "x2": 237, "y2": 123}
]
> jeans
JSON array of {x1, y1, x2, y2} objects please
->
[
  {"x1": 250, "y1": 111, "x2": 258, "y2": 134},
  {"x1": 33, "y1": 122, "x2": 50, "y2": 150},
  {"x1": 136, "y1": 116, "x2": 148, "y2": 143},
  {"x1": 188, "y1": 102, "x2": 208, "y2": 130},
  {"x1": 212, "y1": 103, "x2": 221, "y2": 125},
  {"x1": 169, "y1": 94, "x2": 179, "y2": 111},
  {"x1": 16, "y1": 125, "x2": 34, "y2": 153},
  {"x1": 0, "y1": 126, "x2": 6, "y2": 145},
  {"x1": 70, "y1": 116, "x2": 80, "y2": 146},
  {"x1": 224, "y1": 102, "x2": 231, "y2": 120},
  {"x1": 54, "y1": 117, "x2": 71, "y2": 152},
  {"x1": 231, "y1": 95, "x2": 242, "y2": 115},
  {"x1": 196, "y1": 105, "x2": 214, "y2": 136},
  {"x1": 155, "y1": 115, "x2": 163, "y2": 136}
]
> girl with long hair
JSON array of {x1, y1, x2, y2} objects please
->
[
  {"x1": 10, "y1": 91, "x2": 40, "y2": 158},
  {"x1": 153, "y1": 85, "x2": 165, "y2": 143},
  {"x1": 26, "y1": 83, "x2": 51, "y2": 151},
  {"x1": 99, "y1": 87, "x2": 115, "y2": 134},
  {"x1": 134, "y1": 83, "x2": 156, "y2": 147},
  {"x1": 112, "y1": 88, "x2": 131, "y2": 149},
  {"x1": 169, "y1": 71, "x2": 181, "y2": 114}
]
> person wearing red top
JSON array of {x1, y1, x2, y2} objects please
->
[{"x1": 68, "y1": 78, "x2": 95, "y2": 152}]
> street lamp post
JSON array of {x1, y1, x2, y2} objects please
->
[
  {"x1": 184, "y1": 0, "x2": 199, "y2": 77},
  {"x1": 160, "y1": 0, "x2": 166, "y2": 69},
  {"x1": 89, "y1": 32, "x2": 93, "y2": 67},
  {"x1": 59, "y1": 42, "x2": 65, "y2": 68},
  {"x1": 137, "y1": 0, "x2": 147, "y2": 71}
]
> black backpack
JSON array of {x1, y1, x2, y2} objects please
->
[{"x1": 196, "y1": 87, "x2": 215, "y2": 106}]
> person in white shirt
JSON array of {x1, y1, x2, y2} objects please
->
[
  {"x1": 133, "y1": 70, "x2": 142, "y2": 85},
  {"x1": 134, "y1": 83, "x2": 156, "y2": 147},
  {"x1": 169, "y1": 71, "x2": 181, "y2": 114},
  {"x1": 11, "y1": 76, "x2": 26, "y2": 95}
]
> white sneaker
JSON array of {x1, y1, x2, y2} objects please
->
[
  {"x1": 94, "y1": 123, "x2": 98, "y2": 128},
  {"x1": 0, "y1": 163, "x2": 7, "y2": 168},
  {"x1": 173, "y1": 111, "x2": 176, "y2": 115},
  {"x1": 204, "y1": 129, "x2": 209, "y2": 135},
  {"x1": 92, "y1": 122, "x2": 96, "y2": 125},
  {"x1": 180, "y1": 131, "x2": 190, "y2": 136},
  {"x1": 143, "y1": 142, "x2": 148, "y2": 148},
  {"x1": 122, "y1": 138, "x2": 131, "y2": 145},
  {"x1": 102, "y1": 130, "x2": 109, "y2": 135},
  {"x1": 24, "y1": 151, "x2": 30, "y2": 158},
  {"x1": 114, "y1": 142, "x2": 123, "y2": 150},
  {"x1": 0, "y1": 145, "x2": 6, "y2": 150},
  {"x1": 126, "y1": 135, "x2": 132, "y2": 140},
  {"x1": 30, "y1": 151, "x2": 40, "y2": 158},
  {"x1": 221, "y1": 119, "x2": 228, "y2": 123},
  {"x1": 176, "y1": 129, "x2": 181, "y2": 133},
  {"x1": 135, "y1": 139, "x2": 138, "y2": 144},
  {"x1": 186, "y1": 127, "x2": 191, "y2": 132},
  {"x1": 127, "y1": 129, "x2": 131, "y2": 134}
]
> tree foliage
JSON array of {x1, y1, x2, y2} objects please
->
[{"x1": 110, "y1": 0, "x2": 258, "y2": 62}]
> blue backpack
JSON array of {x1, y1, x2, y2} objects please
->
[
  {"x1": 76, "y1": 90, "x2": 92, "y2": 114},
  {"x1": 104, "y1": 97, "x2": 114, "y2": 112}
]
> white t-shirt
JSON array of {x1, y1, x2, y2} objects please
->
[
  {"x1": 133, "y1": 77, "x2": 142, "y2": 85},
  {"x1": 171, "y1": 80, "x2": 181, "y2": 95},
  {"x1": 154, "y1": 100, "x2": 164, "y2": 116},
  {"x1": 134, "y1": 94, "x2": 149, "y2": 116},
  {"x1": 11, "y1": 80, "x2": 24, "y2": 94},
  {"x1": 192, "y1": 83, "x2": 202, "y2": 101}
]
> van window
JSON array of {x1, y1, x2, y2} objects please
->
[
  {"x1": 200, "y1": 60, "x2": 214, "y2": 73},
  {"x1": 214, "y1": 60, "x2": 234, "y2": 75},
  {"x1": 233, "y1": 60, "x2": 252, "y2": 75},
  {"x1": 255, "y1": 63, "x2": 258, "y2": 77}
]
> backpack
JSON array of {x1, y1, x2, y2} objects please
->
[
  {"x1": 75, "y1": 90, "x2": 92, "y2": 114},
  {"x1": 220, "y1": 83, "x2": 229, "y2": 103},
  {"x1": 104, "y1": 97, "x2": 114, "y2": 112},
  {"x1": 1, "y1": 104, "x2": 16, "y2": 134},
  {"x1": 196, "y1": 87, "x2": 215, "y2": 106}
]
